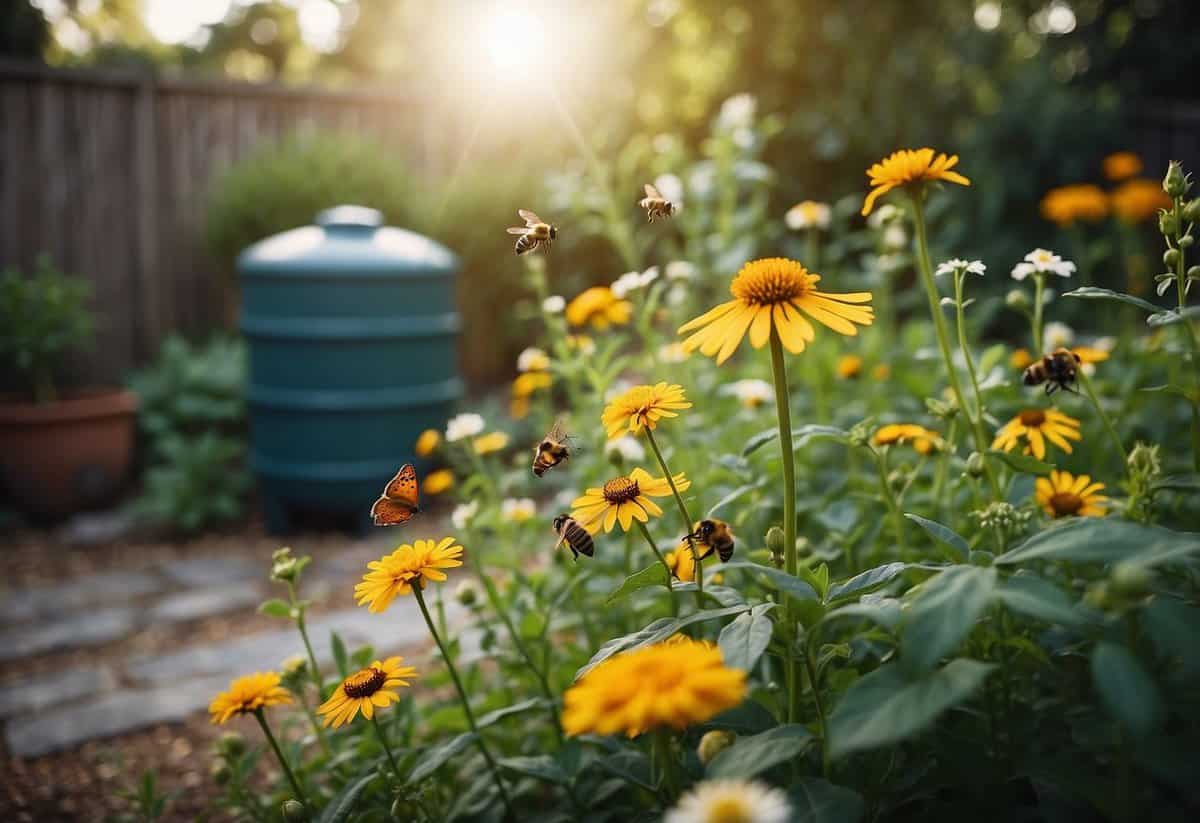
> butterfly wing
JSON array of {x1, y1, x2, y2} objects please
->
[
  {"x1": 372, "y1": 496, "x2": 417, "y2": 526},
  {"x1": 373, "y1": 464, "x2": 419, "y2": 526}
]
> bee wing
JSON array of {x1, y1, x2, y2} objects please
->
[
  {"x1": 507, "y1": 226, "x2": 533, "y2": 235},
  {"x1": 518, "y1": 209, "x2": 543, "y2": 226},
  {"x1": 545, "y1": 418, "x2": 567, "y2": 442},
  {"x1": 643, "y1": 183, "x2": 662, "y2": 199}
]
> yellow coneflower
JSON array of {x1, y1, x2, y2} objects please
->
[
  {"x1": 562, "y1": 636, "x2": 746, "y2": 738},
  {"x1": 355, "y1": 537, "x2": 464, "y2": 612},
  {"x1": 873, "y1": 423, "x2": 942, "y2": 455},
  {"x1": 565, "y1": 286, "x2": 633, "y2": 330},
  {"x1": 1110, "y1": 179, "x2": 1172, "y2": 224},
  {"x1": 992, "y1": 408, "x2": 1082, "y2": 460},
  {"x1": 664, "y1": 548, "x2": 695, "y2": 582},
  {"x1": 208, "y1": 672, "x2": 291, "y2": 725},
  {"x1": 861, "y1": 148, "x2": 970, "y2": 216},
  {"x1": 317, "y1": 657, "x2": 417, "y2": 728},
  {"x1": 601, "y1": 383, "x2": 692, "y2": 439},
  {"x1": 570, "y1": 467, "x2": 690, "y2": 534},
  {"x1": 1010, "y1": 348, "x2": 1034, "y2": 370},
  {"x1": 1073, "y1": 345, "x2": 1111, "y2": 365},
  {"x1": 510, "y1": 371, "x2": 553, "y2": 419},
  {"x1": 422, "y1": 468, "x2": 454, "y2": 495},
  {"x1": 1036, "y1": 470, "x2": 1107, "y2": 519},
  {"x1": 677, "y1": 258, "x2": 873, "y2": 364},
  {"x1": 836, "y1": 354, "x2": 863, "y2": 379},
  {"x1": 1103, "y1": 151, "x2": 1143, "y2": 181},
  {"x1": 1040, "y1": 184, "x2": 1110, "y2": 226},
  {"x1": 414, "y1": 429, "x2": 440, "y2": 457},
  {"x1": 473, "y1": 431, "x2": 509, "y2": 455}
]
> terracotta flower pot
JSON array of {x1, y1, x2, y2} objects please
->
[{"x1": 0, "y1": 389, "x2": 138, "y2": 518}]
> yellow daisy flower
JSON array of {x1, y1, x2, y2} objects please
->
[
  {"x1": 873, "y1": 423, "x2": 942, "y2": 455},
  {"x1": 1072, "y1": 345, "x2": 1110, "y2": 365},
  {"x1": 570, "y1": 467, "x2": 691, "y2": 534},
  {"x1": 562, "y1": 635, "x2": 746, "y2": 738},
  {"x1": 836, "y1": 354, "x2": 862, "y2": 379},
  {"x1": 1036, "y1": 470, "x2": 1107, "y2": 519},
  {"x1": 992, "y1": 408, "x2": 1082, "y2": 460},
  {"x1": 512, "y1": 371, "x2": 553, "y2": 398},
  {"x1": 565, "y1": 286, "x2": 633, "y2": 330},
  {"x1": 861, "y1": 148, "x2": 970, "y2": 216},
  {"x1": 355, "y1": 537, "x2": 464, "y2": 612},
  {"x1": 677, "y1": 258, "x2": 873, "y2": 364},
  {"x1": 1103, "y1": 151, "x2": 1142, "y2": 181},
  {"x1": 601, "y1": 382, "x2": 692, "y2": 439},
  {"x1": 1040, "y1": 184, "x2": 1110, "y2": 226},
  {"x1": 316, "y1": 657, "x2": 418, "y2": 728},
  {"x1": 1010, "y1": 348, "x2": 1034, "y2": 370},
  {"x1": 208, "y1": 672, "x2": 292, "y2": 725},
  {"x1": 566, "y1": 334, "x2": 596, "y2": 354},
  {"x1": 473, "y1": 431, "x2": 509, "y2": 455},
  {"x1": 414, "y1": 428, "x2": 440, "y2": 457},
  {"x1": 1110, "y1": 179, "x2": 1171, "y2": 224},
  {"x1": 422, "y1": 468, "x2": 454, "y2": 495},
  {"x1": 664, "y1": 548, "x2": 695, "y2": 582}
]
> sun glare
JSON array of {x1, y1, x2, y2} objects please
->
[{"x1": 480, "y1": 7, "x2": 548, "y2": 74}]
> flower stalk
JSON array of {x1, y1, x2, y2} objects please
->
[
  {"x1": 254, "y1": 709, "x2": 307, "y2": 806},
  {"x1": 643, "y1": 427, "x2": 702, "y2": 595}
]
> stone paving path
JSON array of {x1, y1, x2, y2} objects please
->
[{"x1": 0, "y1": 534, "x2": 463, "y2": 759}]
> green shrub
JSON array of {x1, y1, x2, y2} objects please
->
[
  {"x1": 0, "y1": 255, "x2": 93, "y2": 403},
  {"x1": 135, "y1": 432, "x2": 251, "y2": 534}
]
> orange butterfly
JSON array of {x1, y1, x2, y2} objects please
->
[{"x1": 371, "y1": 464, "x2": 421, "y2": 526}]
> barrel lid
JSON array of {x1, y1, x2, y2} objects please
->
[{"x1": 237, "y1": 204, "x2": 458, "y2": 277}]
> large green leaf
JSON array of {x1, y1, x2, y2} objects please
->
[
  {"x1": 1147, "y1": 305, "x2": 1200, "y2": 327},
  {"x1": 575, "y1": 606, "x2": 752, "y2": 680},
  {"x1": 317, "y1": 773, "x2": 378, "y2": 823},
  {"x1": 826, "y1": 562, "x2": 909, "y2": 605},
  {"x1": 707, "y1": 724, "x2": 813, "y2": 778},
  {"x1": 721, "y1": 561, "x2": 819, "y2": 602},
  {"x1": 788, "y1": 778, "x2": 866, "y2": 823},
  {"x1": 1062, "y1": 286, "x2": 1162, "y2": 313},
  {"x1": 995, "y1": 573, "x2": 1093, "y2": 629},
  {"x1": 823, "y1": 594, "x2": 903, "y2": 632},
  {"x1": 903, "y1": 514, "x2": 969, "y2": 559},
  {"x1": 1091, "y1": 642, "x2": 1163, "y2": 736},
  {"x1": 741, "y1": 425, "x2": 848, "y2": 457},
  {"x1": 476, "y1": 698, "x2": 546, "y2": 729},
  {"x1": 828, "y1": 659, "x2": 995, "y2": 757},
  {"x1": 708, "y1": 483, "x2": 764, "y2": 517},
  {"x1": 986, "y1": 449, "x2": 1054, "y2": 476},
  {"x1": 1141, "y1": 596, "x2": 1200, "y2": 679},
  {"x1": 996, "y1": 519, "x2": 1200, "y2": 566},
  {"x1": 901, "y1": 566, "x2": 996, "y2": 672},
  {"x1": 718, "y1": 603, "x2": 776, "y2": 671},
  {"x1": 407, "y1": 732, "x2": 478, "y2": 783},
  {"x1": 605, "y1": 564, "x2": 669, "y2": 604},
  {"x1": 701, "y1": 700, "x2": 779, "y2": 734},
  {"x1": 498, "y1": 755, "x2": 568, "y2": 784}
]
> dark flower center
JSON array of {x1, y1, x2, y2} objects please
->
[
  {"x1": 731, "y1": 261, "x2": 810, "y2": 305},
  {"x1": 1019, "y1": 410, "x2": 1046, "y2": 427},
  {"x1": 603, "y1": 477, "x2": 640, "y2": 504},
  {"x1": 344, "y1": 667, "x2": 386, "y2": 698},
  {"x1": 1049, "y1": 492, "x2": 1083, "y2": 517}
]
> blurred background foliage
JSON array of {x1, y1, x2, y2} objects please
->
[{"x1": 5, "y1": 0, "x2": 1197, "y2": 384}]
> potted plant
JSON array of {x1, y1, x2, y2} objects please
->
[{"x1": 0, "y1": 256, "x2": 138, "y2": 518}]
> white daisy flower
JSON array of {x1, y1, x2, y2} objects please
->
[
  {"x1": 517, "y1": 347, "x2": 550, "y2": 372},
  {"x1": 716, "y1": 93, "x2": 757, "y2": 130},
  {"x1": 721, "y1": 379, "x2": 774, "y2": 409},
  {"x1": 604, "y1": 435, "x2": 645, "y2": 462},
  {"x1": 664, "y1": 779, "x2": 791, "y2": 823},
  {"x1": 1093, "y1": 335, "x2": 1116, "y2": 353},
  {"x1": 785, "y1": 201, "x2": 832, "y2": 231},
  {"x1": 451, "y1": 500, "x2": 480, "y2": 530},
  {"x1": 936, "y1": 258, "x2": 987, "y2": 277},
  {"x1": 665, "y1": 261, "x2": 696, "y2": 280},
  {"x1": 868, "y1": 203, "x2": 903, "y2": 228},
  {"x1": 1043, "y1": 321, "x2": 1075, "y2": 350},
  {"x1": 500, "y1": 498, "x2": 537, "y2": 523},
  {"x1": 612, "y1": 267, "x2": 660, "y2": 299},
  {"x1": 882, "y1": 224, "x2": 908, "y2": 251},
  {"x1": 542, "y1": 295, "x2": 566, "y2": 314},
  {"x1": 1011, "y1": 248, "x2": 1076, "y2": 280},
  {"x1": 445, "y1": 413, "x2": 485, "y2": 442},
  {"x1": 732, "y1": 127, "x2": 755, "y2": 150}
]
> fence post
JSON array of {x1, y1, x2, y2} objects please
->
[{"x1": 133, "y1": 77, "x2": 161, "y2": 361}]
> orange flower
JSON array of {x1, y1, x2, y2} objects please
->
[{"x1": 861, "y1": 148, "x2": 970, "y2": 216}]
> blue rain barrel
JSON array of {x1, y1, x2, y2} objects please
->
[{"x1": 238, "y1": 205, "x2": 461, "y2": 534}]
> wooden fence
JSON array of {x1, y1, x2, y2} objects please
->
[{"x1": 0, "y1": 60, "x2": 436, "y2": 388}]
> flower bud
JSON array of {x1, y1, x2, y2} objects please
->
[
  {"x1": 1110, "y1": 562, "x2": 1152, "y2": 597},
  {"x1": 210, "y1": 763, "x2": 231, "y2": 785},
  {"x1": 454, "y1": 579, "x2": 480, "y2": 607},
  {"x1": 281, "y1": 799, "x2": 308, "y2": 822},
  {"x1": 887, "y1": 469, "x2": 906, "y2": 494},
  {"x1": 765, "y1": 526, "x2": 786, "y2": 568},
  {"x1": 217, "y1": 731, "x2": 246, "y2": 758},
  {"x1": 1159, "y1": 211, "x2": 1179, "y2": 236},
  {"x1": 1083, "y1": 581, "x2": 1112, "y2": 610},
  {"x1": 697, "y1": 730, "x2": 737, "y2": 765},
  {"x1": 1163, "y1": 160, "x2": 1189, "y2": 198},
  {"x1": 270, "y1": 547, "x2": 307, "y2": 584},
  {"x1": 1180, "y1": 235, "x2": 1194, "y2": 249},
  {"x1": 1005, "y1": 289, "x2": 1030, "y2": 311},
  {"x1": 1183, "y1": 198, "x2": 1200, "y2": 224},
  {"x1": 1127, "y1": 441, "x2": 1162, "y2": 478},
  {"x1": 1163, "y1": 248, "x2": 1181, "y2": 268},
  {"x1": 965, "y1": 452, "x2": 986, "y2": 478},
  {"x1": 1189, "y1": 266, "x2": 1200, "y2": 281}
]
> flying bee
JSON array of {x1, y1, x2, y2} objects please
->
[
  {"x1": 638, "y1": 183, "x2": 675, "y2": 222},
  {"x1": 683, "y1": 519, "x2": 735, "y2": 563},
  {"x1": 1023, "y1": 348, "x2": 1081, "y2": 395},
  {"x1": 507, "y1": 209, "x2": 558, "y2": 255},
  {"x1": 532, "y1": 419, "x2": 574, "y2": 477},
  {"x1": 551, "y1": 513, "x2": 595, "y2": 561}
]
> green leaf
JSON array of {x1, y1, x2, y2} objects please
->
[
  {"x1": 605, "y1": 563, "x2": 670, "y2": 604},
  {"x1": 498, "y1": 755, "x2": 568, "y2": 784},
  {"x1": 826, "y1": 562, "x2": 909, "y2": 605},
  {"x1": 407, "y1": 732, "x2": 478, "y2": 784},
  {"x1": 788, "y1": 778, "x2": 866, "y2": 823},
  {"x1": 901, "y1": 566, "x2": 996, "y2": 672},
  {"x1": 986, "y1": 449, "x2": 1053, "y2": 475},
  {"x1": 1091, "y1": 642, "x2": 1163, "y2": 736},
  {"x1": 476, "y1": 698, "x2": 545, "y2": 729},
  {"x1": 742, "y1": 428, "x2": 779, "y2": 456},
  {"x1": 791, "y1": 424, "x2": 850, "y2": 449},
  {"x1": 707, "y1": 724, "x2": 813, "y2": 778},
  {"x1": 701, "y1": 700, "x2": 779, "y2": 735},
  {"x1": 708, "y1": 483, "x2": 763, "y2": 518},
  {"x1": 575, "y1": 606, "x2": 752, "y2": 680},
  {"x1": 1147, "y1": 305, "x2": 1200, "y2": 327},
  {"x1": 996, "y1": 519, "x2": 1200, "y2": 566},
  {"x1": 1062, "y1": 286, "x2": 1162, "y2": 313},
  {"x1": 1141, "y1": 596, "x2": 1200, "y2": 679},
  {"x1": 995, "y1": 573, "x2": 1093, "y2": 629},
  {"x1": 593, "y1": 750, "x2": 655, "y2": 792},
  {"x1": 828, "y1": 659, "x2": 995, "y2": 757},
  {"x1": 823, "y1": 594, "x2": 903, "y2": 632},
  {"x1": 330, "y1": 631, "x2": 348, "y2": 678},
  {"x1": 903, "y1": 514, "x2": 969, "y2": 559},
  {"x1": 257, "y1": 598, "x2": 292, "y2": 619},
  {"x1": 718, "y1": 603, "x2": 776, "y2": 671},
  {"x1": 721, "y1": 561, "x2": 819, "y2": 603},
  {"x1": 317, "y1": 773, "x2": 377, "y2": 823}
]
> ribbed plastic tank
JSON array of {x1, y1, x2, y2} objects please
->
[{"x1": 238, "y1": 205, "x2": 461, "y2": 533}]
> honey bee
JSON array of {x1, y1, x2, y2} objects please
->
[
  {"x1": 638, "y1": 183, "x2": 675, "y2": 222},
  {"x1": 683, "y1": 519, "x2": 735, "y2": 563},
  {"x1": 552, "y1": 513, "x2": 595, "y2": 561},
  {"x1": 506, "y1": 209, "x2": 558, "y2": 255},
  {"x1": 1023, "y1": 348, "x2": 1081, "y2": 395},
  {"x1": 532, "y1": 419, "x2": 573, "y2": 477}
]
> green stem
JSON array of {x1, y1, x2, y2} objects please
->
[
  {"x1": 806, "y1": 227, "x2": 820, "y2": 271},
  {"x1": 803, "y1": 635, "x2": 830, "y2": 777},
  {"x1": 652, "y1": 729, "x2": 680, "y2": 802},
  {"x1": 371, "y1": 714, "x2": 401, "y2": 776},
  {"x1": 635, "y1": 520, "x2": 678, "y2": 615},
  {"x1": 1031, "y1": 273, "x2": 1046, "y2": 355},
  {"x1": 1171, "y1": 197, "x2": 1200, "y2": 471},
  {"x1": 254, "y1": 710, "x2": 307, "y2": 805},
  {"x1": 954, "y1": 271, "x2": 986, "y2": 422},
  {"x1": 288, "y1": 584, "x2": 324, "y2": 698},
  {"x1": 873, "y1": 448, "x2": 907, "y2": 551},
  {"x1": 1077, "y1": 368, "x2": 1128, "y2": 463},
  {"x1": 644, "y1": 428, "x2": 702, "y2": 596},
  {"x1": 412, "y1": 586, "x2": 514, "y2": 818},
  {"x1": 296, "y1": 691, "x2": 332, "y2": 759}
]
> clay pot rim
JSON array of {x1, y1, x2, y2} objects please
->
[{"x1": 0, "y1": 388, "x2": 139, "y2": 423}]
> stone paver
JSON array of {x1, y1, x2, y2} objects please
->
[
  {"x1": 159, "y1": 554, "x2": 259, "y2": 588},
  {"x1": 0, "y1": 571, "x2": 162, "y2": 624},
  {"x1": 0, "y1": 665, "x2": 116, "y2": 719},
  {"x1": 57, "y1": 509, "x2": 138, "y2": 547},
  {"x1": 0, "y1": 607, "x2": 138, "y2": 661},
  {"x1": 148, "y1": 582, "x2": 263, "y2": 624}
]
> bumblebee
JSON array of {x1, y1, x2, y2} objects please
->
[
  {"x1": 532, "y1": 419, "x2": 572, "y2": 477},
  {"x1": 683, "y1": 518, "x2": 735, "y2": 563},
  {"x1": 1023, "y1": 348, "x2": 1081, "y2": 395},
  {"x1": 507, "y1": 209, "x2": 558, "y2": 255},
  {"x1": 552, "y1": 514, "x2": 594, "y2": 561},
  {"x1": 638, "y1": 183, "x2": 675, "y2": 222}
]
